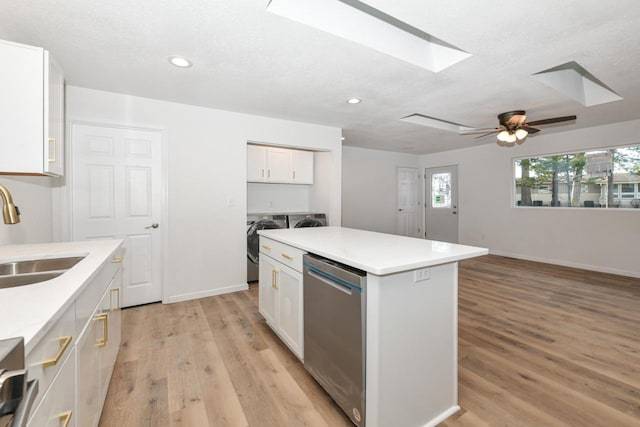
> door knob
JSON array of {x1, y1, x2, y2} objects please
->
[{"x1": 145, "y1": 223, "x2": 159, "y2": 229}]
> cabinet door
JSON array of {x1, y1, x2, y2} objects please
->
[
  {"x1": 0, "y1": 40, "x2": 44, "y2": 174},
  {"x1": 266, "y1": 148, "x2": 291, "y2": 183},
  {"x1": 259, "y1": 256, "x2": 278, "y2": 326},
  {"x1": 291, "y1": 150, "x2": 314, "y2": 184},
  {"x1": 247, "y1": 145, "x2": 267, "y2": 182},
  {"x1": 45, "y1": 54, "x2": 64, "y2": 176},
  {"x1": 76, "y1": 310, "x2": 102, "y2": 427},
  {"x1": 98, "y1": 274, "x2": 122, "y2": 405},
  {"x1": 27, "y1": 348, "x2": 76, "y2": 427},
  {"x1": 276, "y1": 264, "x2": 304, "y2": 359}
]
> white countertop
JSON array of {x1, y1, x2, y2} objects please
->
[
  {"x1": 0, "y1": 239, "x2": 122, "y2": 353},
  {"x1": 258, "y1": 227, "x2": 488, "y2": 275}
]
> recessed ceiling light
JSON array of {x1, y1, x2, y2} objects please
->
[
  {"x1": 347, "y1": 98, "x2": 362, "y2": 104},
  {"x1": 168, "y1": 56, "x2": 192, "y2": 68}
]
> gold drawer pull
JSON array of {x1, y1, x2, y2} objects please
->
[
  {"x1": 261, "y1": 244, "x2": 271, "y2": 251},
  {"x1": 41, "y1": 336, "x2": 72, "y2": 368},
  {"x1": 281, "y1": 253, "x2": 294, "y2": 261},
  {"x1": 110, "y1": 288, "x2": 120, "y2": 310},
  {"x1": 95, "y1": 313, "x2": 109, "y2": 347},
  {"x1": 272, "y1": 269, "x2": 279, "y2": 290},
  {"x1": 111, "y1": 255, "x2": 122, "y2": 263},
  {"x1": 58, "y1": 411, "x2": 72, "y2": 427}
]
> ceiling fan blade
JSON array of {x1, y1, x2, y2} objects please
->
[
  {"x1": 459, "y1": 127, "x2": 500, "y2": 135},
  {"x1": 526, "y1": 127, "x2": 541, "y2": 134},
  {"x1": 525, "y1": 115, "x2": 576, "y2": 126}
]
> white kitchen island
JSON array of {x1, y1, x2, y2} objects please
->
[{"x1": 258, "y1": 226, "x2": 488, "y2": 427}]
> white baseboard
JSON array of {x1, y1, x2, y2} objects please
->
[
  {"x1": 489, "y1": 249, "x2": 640, "y2": 278},
  {"x1": 165, "y1": 283, "x2": 249, "y2": 304}
]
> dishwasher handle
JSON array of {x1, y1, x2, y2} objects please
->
[{"x1": 307, "y1": 270, "x2": 353, "y2": 295}]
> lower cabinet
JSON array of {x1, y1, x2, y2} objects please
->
[
  {"x1": 27, "y1": 347, "x2": 76, "y2": 427},
  {"x1": 77, "y1": 270, "x2": 122, "y2": 427},
  {"x1": 259, "y1": 252, "x2": 304, "y2": 359},
  {"x1": 26, "y1": 249, "x2": 122, "y2": 427}
]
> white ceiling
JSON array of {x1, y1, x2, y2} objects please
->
[{"x1": 1, "y1": 0, "x2": 640, "y2": 155}]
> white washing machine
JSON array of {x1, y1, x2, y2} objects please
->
[
  {"x1": 247, "y1": 213, "x2": 288, "y2": 282},
  {"x1": 287, "y1": 213, "x2": 327, "y2": 228}
]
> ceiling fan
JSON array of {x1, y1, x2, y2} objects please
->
[{"x1": 460, "y1": 110, "x2": 577, "y2": 146}]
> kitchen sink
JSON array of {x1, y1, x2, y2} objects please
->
[
  {"x1": 0, "y1": 256, "x2": 86, "y2": 289},
  {"x1": 0, "y1": 272, "x2": 65, "y2": 289},
  {"x1": 0, "y1": 256, "x2": 85, "y2": 276}
]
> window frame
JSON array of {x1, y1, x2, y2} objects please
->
[{"x1": 511, "y1": 142, "x2": 640, "y2": 211}]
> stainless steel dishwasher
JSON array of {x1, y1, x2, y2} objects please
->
[{"x1": 303, "y1": 254, "x2": 367, "y2": 427}]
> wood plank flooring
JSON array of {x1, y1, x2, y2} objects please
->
[{"x1": 100, "y1": 255, "x2": 640, "y2": 426}]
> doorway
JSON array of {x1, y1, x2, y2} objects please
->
[
  {"x1": 425, "y1": 165, "x2": 458, "y2": 243},
  {"x1": 71, "y1": 124, "x2": 164, "y2": 307}
]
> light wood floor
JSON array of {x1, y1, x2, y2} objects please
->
[{"x1": 100, "y1": 255, "x2": 640, "y2": 427}]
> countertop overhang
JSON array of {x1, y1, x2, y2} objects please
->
[
  {"x1": 0, "y1": 239, "x2": 123, "y2": 353},
  {"x1": 258, "y1": 226, "x2": 488, "y2": 275}
]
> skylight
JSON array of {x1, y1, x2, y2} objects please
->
[
  {"x1": 532, "y1": 61, "x2": 622, "y2": 107},
  {"x1": 400, "y1": 114, "x2": 472, "y2": 133},
  {"x1": 266, "y1": 0, "x2": 471, "y2": 73}
]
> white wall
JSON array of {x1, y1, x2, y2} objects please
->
[
  {"x1": 420, "y1": 119, "x2": 640, "y2": 277},
  {"x1": 247, "y1": 183, "x2": 310, "y2": 213},
  {"x1": 0, "y1": 176, "x2": 55, "y2": 245},
  {"x1": 342, "y1": 146, "x2": 420, "y2": 234},
  {"x1": 65, "y1": 86, "x2": 342, "y2": 303}
]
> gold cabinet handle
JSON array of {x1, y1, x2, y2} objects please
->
[
  {"x1": 47, "y1": 137, "x2": 56, "y2": 163},
  {"x1": 95, "y1": 313, "x2": 109, "y2": 347},
  {"x1": 261, "y1": 169, "x2": 264, "y2": 177},
  {"x1": 268, "y1": 169, "x2": 271, "y2": 178},
  {"x1": 41, "y1": 336, "x2": 72, "y2": 368},
  {"x1": 293, "y1": 170, "x2": 296, "y2": 180},
  {"x1": 273, "y1": 269, "x2": 279, "y2": 290},
  {"x1": 58, "y1": 411, "x2": 72, "y2": 427},
  {"x1": 110, "y1": 288, "x2": 120, "y2": 310},
  {"x1": 281, "y1": 253, "x2": 294, "y2": 261},
  {"x1": 261, "y1": 244, "x2": 271, "y2": 251},
  {"x1": 112, "y1": 255, "x2": 122, "y2": 263}
]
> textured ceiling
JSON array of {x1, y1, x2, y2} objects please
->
[{"x1": 1, "y1": 0, "x2": 639, "y2": 154}]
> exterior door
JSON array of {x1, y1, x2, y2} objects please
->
[
  {"x1": 72, "y1": 124, "x2": 163, "y2": 307},
  {"x1": 425, "y1": 165, "x2": 458, "y2": 243},
  {"x1": 396, "y1": 167, "x2": 421, "y2": 237}
]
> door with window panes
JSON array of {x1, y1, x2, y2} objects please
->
[{"x1": 425, "y1": 165, "x2": 458, "y2": 243}]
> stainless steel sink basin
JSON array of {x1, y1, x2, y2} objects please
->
[
  {"x1": 0, "y1": 256, "x2": 85, "y2": 289},
  {"x1": 0, "y1": 272, "x2": 65, "y2": 289},
  {"x1": 0, "y1": 256, "x2": 85, "y2": 276}
]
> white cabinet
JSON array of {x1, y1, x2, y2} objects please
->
[
  {"x1": 0, "y1": 39, "x2": 64, "y2": 176},
  {"x1": 27, "y1": 347, "x2": 76, "y2": 427},
  {"x1": 76, "y1": 264, "x2": 122, "y2": 427},
  {"x1": 291, "y1": 150, "x2": 314, "y2": 184},
  {"x1": 25, "y1": 249, "x2": 122, "y2": 427},
  {"x1": 247, "y1": 144, "x2": 313, "y2": 184},
  {"x1": 259, "y1": 238, "x2": 305, "y2": 359}
]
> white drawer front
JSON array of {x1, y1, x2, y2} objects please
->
[
  {"x1": 260, "y1": 237, "x2": 306, "y2": 273},
  {"x1": 25, "y1": 302, "x2": 75, "y2": 414},
  {"x1": 28, "y1": 347, "x2": 76, "y2": 427}
]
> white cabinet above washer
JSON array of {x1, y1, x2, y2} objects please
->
[{"x1": 247, "y1": 144, "x2": 313, "y2": 184}]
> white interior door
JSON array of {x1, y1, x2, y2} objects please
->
[
  {"x1": 425, "y1": 165, "x2": 458, "y2": 243},
  {"x1": 396, "y1": 167, "x2": 420, "y2": 237},
  {"x1": 72, "y1": 124, "x2": 163, "y2": 307}
]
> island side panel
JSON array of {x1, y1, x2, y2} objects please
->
[{"x1": 366, "y1": 262, "x2": 459, "y2": 427}]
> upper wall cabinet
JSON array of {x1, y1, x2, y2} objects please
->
[
  {"x1": 247, "y1": 144, "x2": 314, "y2": 184},
  {"x1": 0, "y1": 39, "x2": 65, "y2": 176}
]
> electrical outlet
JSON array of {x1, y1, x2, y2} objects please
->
[{"x1": 414, "y1": 268, "x2": 430, "y2": 282}]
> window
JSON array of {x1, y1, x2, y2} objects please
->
[
  {"x1": 514, "y1": 145, "x2": 640, "y2": 209},
  {"x1": 432, "y1": 173, "x2": 451, "y2": 208}
]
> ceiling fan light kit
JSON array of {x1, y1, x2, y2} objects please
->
[{"x1": 461, "y1": 110, "x2": 577, "y2": 147}]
